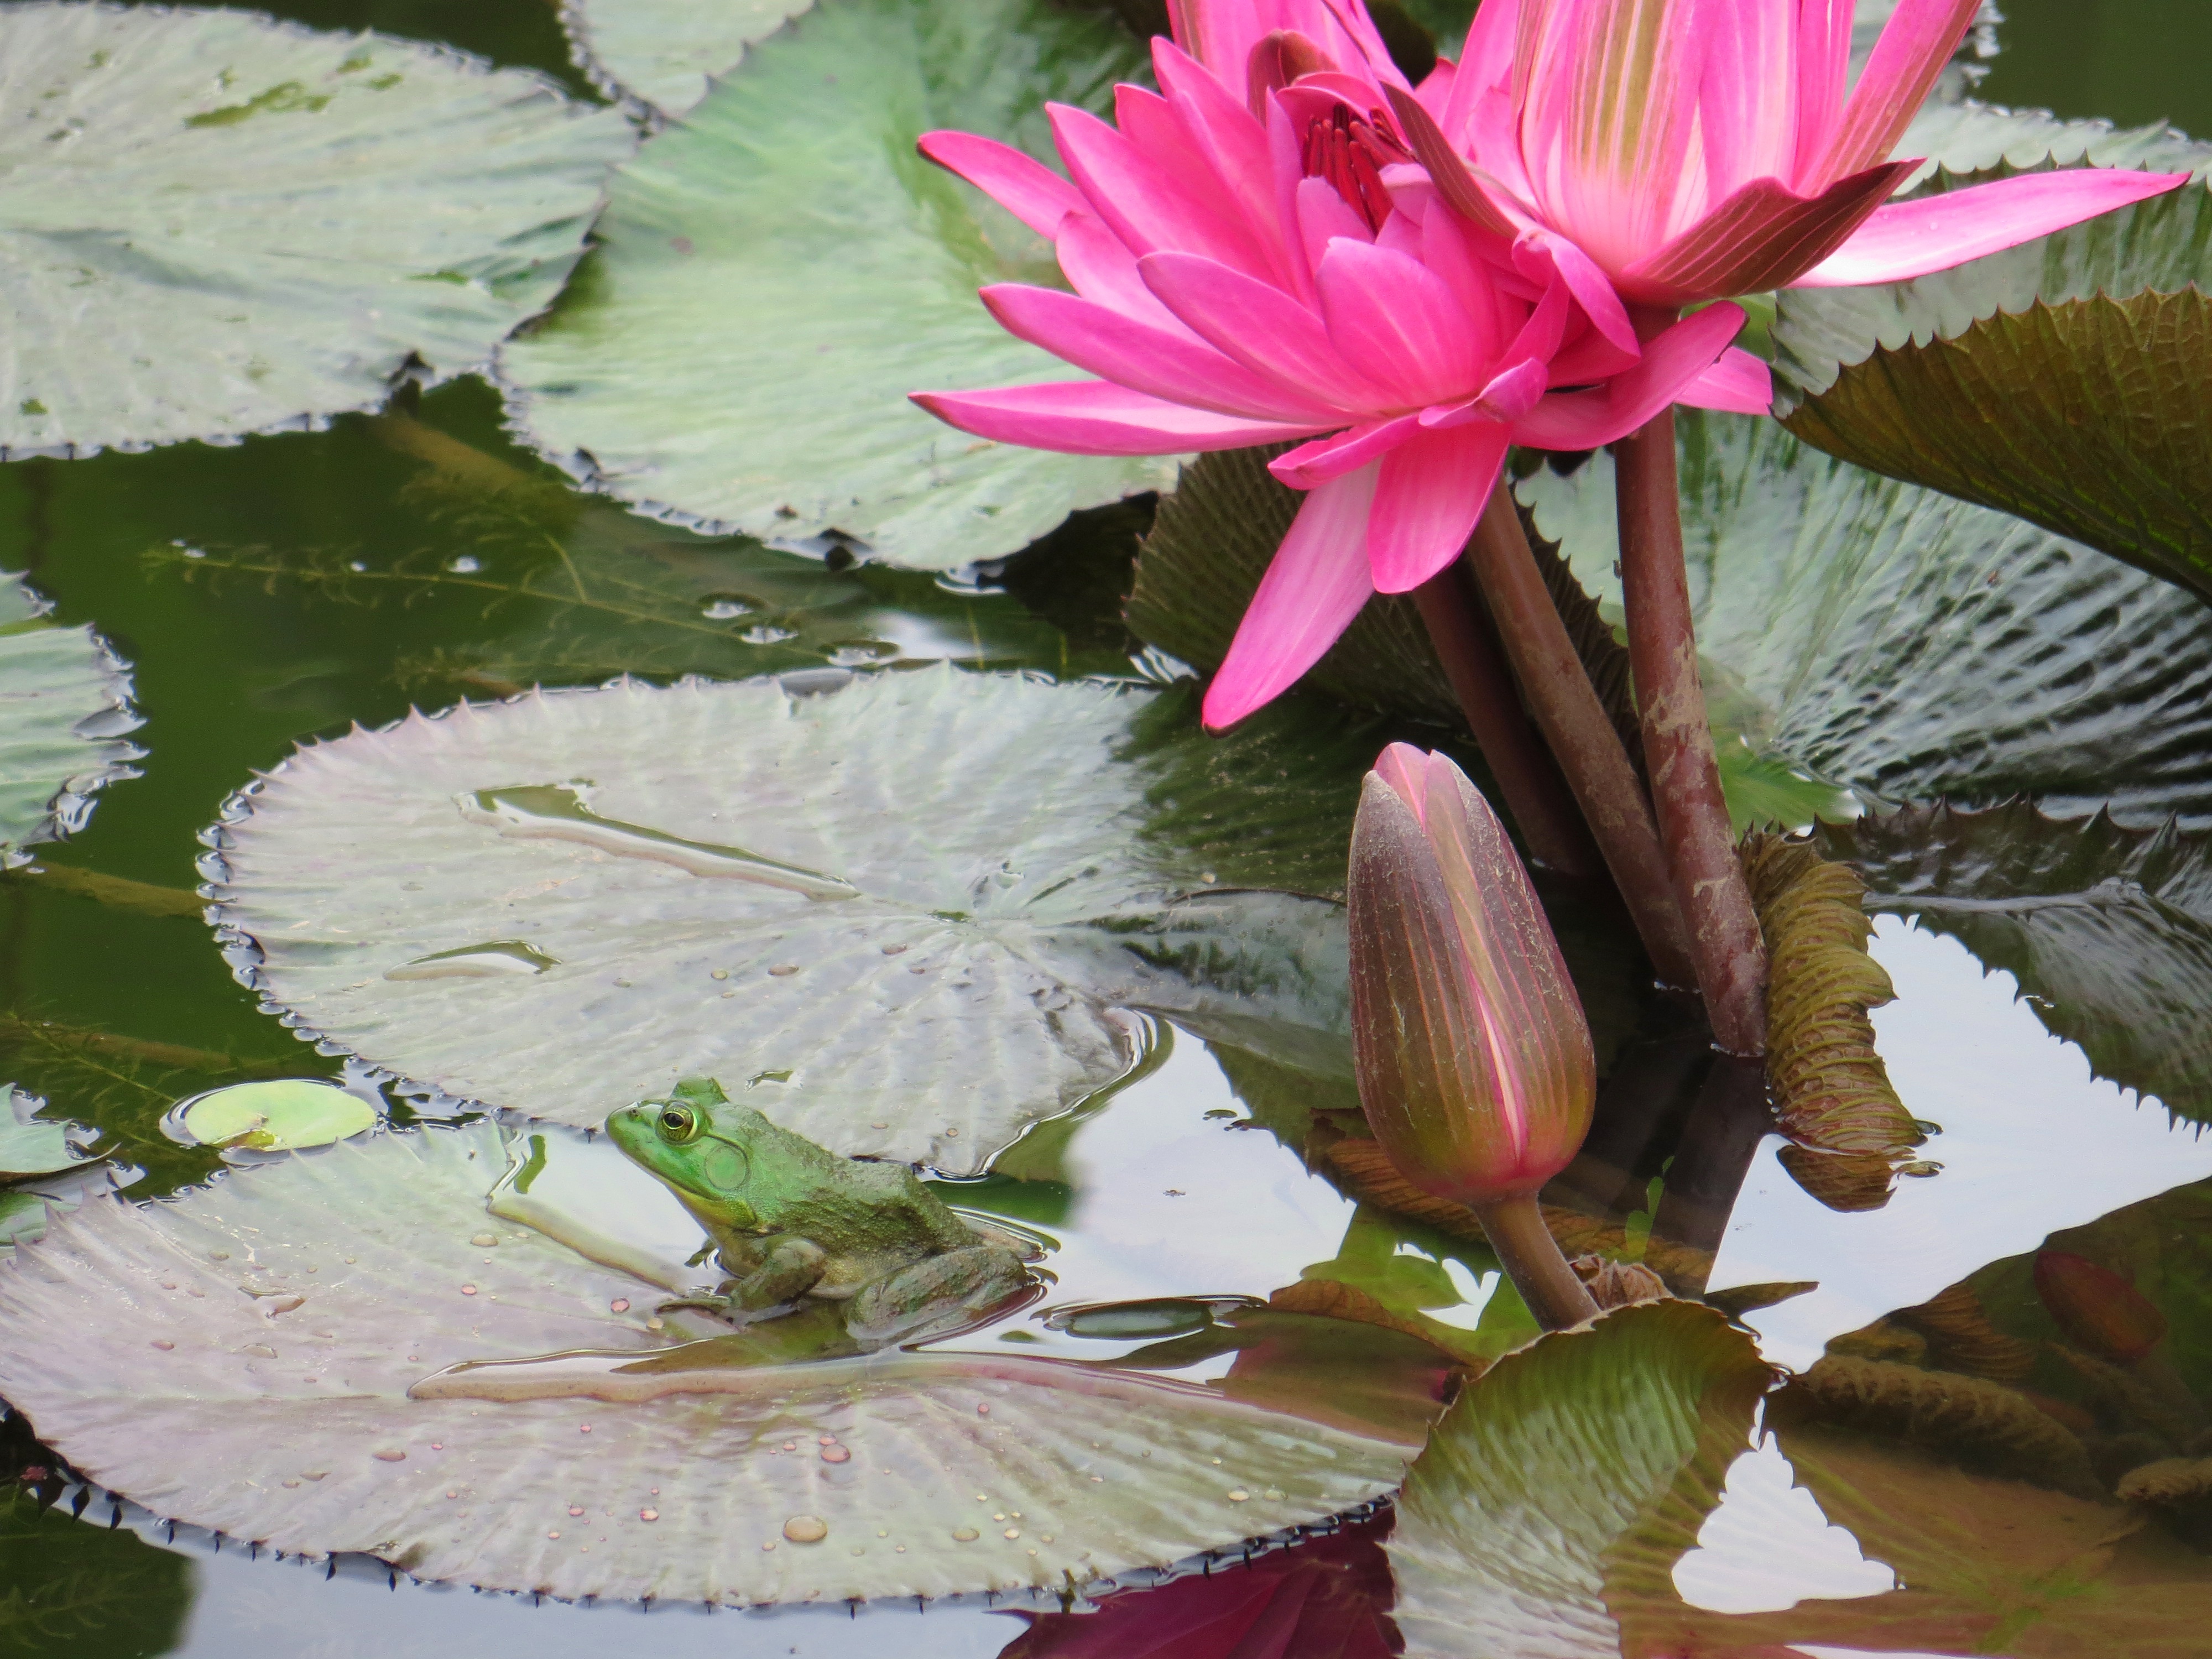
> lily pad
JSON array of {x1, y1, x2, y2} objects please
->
[
  {"x1": 1, "y1": 1085, "x2": 92, "y2": 1180},
  {"x1": 169, "y1": 1078, "x2": 382, "y2": 1154},
  {"x1": 203, "y1": 666, "x2": 1360, "y2": 1173},
  {"x1": 497, "y1": 0, "x2": 1174, "y2": 571},
  {"x1": 1771, "y1": 163, "x2": 2212, "y2": 607},
  {"x1": 1517, "y1": 413, "x2": 2212, "y2": 826},
  {"x1": 0, "y1": 1123, "x2": 1417, "y2": 1605},
  {"x1": 1820, "y1": 801, "x2": 2212, "y2": 1126},
  {"x1": 0, "y1": 571, "x2": 141, "y2": 865},
  {"x1": 558, "y1": 0, "x2": 815, "y2": 117},
  {"x1": 0, "y1": 3, "x2": 633, "y2": 458}
]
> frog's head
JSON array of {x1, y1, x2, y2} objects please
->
[{"x1": 607, "y1": 1077, "x2": 774, "y2": 1229}]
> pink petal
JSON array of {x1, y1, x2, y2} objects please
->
[
  {"x1": 1512, "y1": 231, "x2": 1639, "y2": 354},
  {"x1": 1796, "y1": 168, "x2": 2194, "y2": 288},
  {"x1": 1202, "y1": 467, "x2": 1381, "y2": 731},
  {"x1": 1695, "y1": 0, "x2": 1802, "y2": 199},
  {"x1": 1511, "y1": 301, "x2": 1745, "y2": 450},
  {"x1": 1384, "y1": 85, "x2": 1518, "y2": 237},
  {"x1": 1296, "y1": 175, "x2": 1375, "y2": 276},
  {"x1": 917, "y1": 131, "x2": 1083, "y2": 239},
  {"x1": 910, "y1": 382, "x2": 1314, "y2": 456},
  {"x1": 1810, "y1": 0, "x2": 1979, "y2": 186},
  {"x1": 1676, "y1": 346, "x2": 1773, "y2": 414},
  {"x1": 1368, "y1": 422, "x2": 1511, "y2": 593},
  {"x1": 1373, "y1": 740, "x2": 1432, "y2": 821},
  {"x1": 1316, "y1": 239, "x2": 1488, "y2": 408},
  {"x1": 1140, "y1": 249, "x2": 1386, "y2": 409},
  {"x1": 1444, "y1": 0, "x2": 1520, "y2": 141},
  {"x1": 1152, "y1": 38, "x2": 1285, "y2": 263},
  {"x1": 1419, "y1": 204, "x2": 1518, "y2": 364},
  {"x1": 1049, "y1": 103, "x2": 1271, "y2": 278},
  {"x1": 1271, "y1": 415, "x2": 1421, "y2": 487},
  {"x1": 1615, "y1": 161, "x2": 1914, "y2": 306},
  {"x1": 978, "y1": 285, "x2": 1342, "y2": 423},
  {"x1": 1792, "y1": 0, "x2": 1856, "y2": 183},
  {"x1": 1054, "y1": 211, "x2": 1193, "y2": 336}
]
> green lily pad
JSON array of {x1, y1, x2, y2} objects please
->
[
  {"x1": 204, "y1": 666, "x2": 1360, "y2": 1173},
  {"x1": 0, "y1": 3, "x2": 633, "y2": 458},
  {"x1": 1517, "y1": 413, "x2": 2212, "y2": 826},
  {"x1": 1387, "y1": 1301, "x2": 1772, "y2": 1657},
  {"x1": 170, "y1": 1078, "x2": 382, "y2": 1153},
  {"x1": 0, "y1": 1123, "x2": 1416, "y2": 1605},
  {"x1": 1820, "y1": 801, "x2": 2212, "y2": 1126},
  {"x1": 497, "y1": 0, "x2": 1174, "y2": 571},
  {"x1": 1, "y1": 1085, "x2": 91, "y2": 1180},
  {"x1": 558, "y1": 0, "x2": 815, "y2": 117},
  {"x1": 1895, "y1": 100, "x2": 2212, "y2": 189},
  {"x1": 0, "y1": 571, "x2": 140, "y2": 865},
  {"x1": 0, "y1": 1484, "x2": 192, "y2": 1656},
  {"x1": 1771, "y1": 163, "x2": 2212, "y2": 607}
]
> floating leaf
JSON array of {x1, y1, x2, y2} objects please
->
[
  {"x1": 205, "y1": 666, "x2": 1360, "y2": 1172},
  {"x1": 0, "y1": 1086, "x2": 91, "y2": 1181},
  {"x1": 169, "y1": 1079, "x2": 381, "y2": 1155},
  {"x1": 1387, "y1": 1301, "x2": 1772, "y2": 1658},
  {"x1": 557, "y1": 0, "x2": 814, "y2": 117},
  {"x1": 1819, "y1": 800, "x2": 2212, "y2": 1124},
  {"x1": 499, "y1": 0, "x2": 1172, "y2": 570},
  {"x1": 0, "y1": 572, "x2": 140, "y2": 865},
  {"x1": 1518, "y1": 413, "x2": 2212, "y2": 825},
  {"x1": 0, "y1": 4, "x2": 633, "y2": 457},
  {"x1": 1895, "y1": 101, "x2": 2212, "y2": 189},
  {"x1": 0, "y1": 1484, "x2": 191, "y2": 1655},
  {"x1": 0, "y1": 1124, "x2": 1417, "y2": 1605}
]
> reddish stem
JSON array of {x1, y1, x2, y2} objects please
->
[
  {"x1": 1472, "y1": 1193, "x2": 1600, "y2": 1332},
  {"x1": 1410, "y1": 565, "x2": 1601, "y2": 879},
  {"x1": 1614, "y1": 408, "x2": 1770, "y2": 1056},
  {"x1": 1462, "y1": 485, "x2": 1698, "y2": 991}
]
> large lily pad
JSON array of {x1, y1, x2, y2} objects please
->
[
  {"x1": 0, "y1": 4, "x2": 633, "y2": 458},
  {"x1": 0, "y1": 571, "x2": 140, "y2": 865},
  {"x1": 204, "y1": 666, "x2": 1360, "y2": 1173},
  {"x1": 1517, "y1": 413, "x2": 2212, "y2": 826},
  {"x1": 0, "y1": 1123, "x2": 1417, "y2": 1605},
  {"x1": 1821, "y1": 801, "x2": 2212, "y2": 1126},
  {"x1": 497, "y1": 0, "x2": 1173, "y2": 571},
  {"x1": 558, "y1": 0, "x2": 814, "y2": 118}
]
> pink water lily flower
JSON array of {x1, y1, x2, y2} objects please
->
[
  {"x1": 1422, "y1": 0, "x2": 2189, "y2": 306},
  {"x1": 911, "y1": 3, "x2": 1759, "y2": 730}
]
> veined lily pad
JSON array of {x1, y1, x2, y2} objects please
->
[
  {"x1": 498, "y1": 0, "x2": 1175, "y2": 571},
  {"x1": 0, "y1": 1123, "x2": 1417, "y2": 1604},
  {"x1": 168, "y1": 1078, "x2": 382, "y2": 1154},
  {"x1": 558, "y1": 0, "x2": 815, "y2": 117},
  {"x1": 1821, "y1": 801, "x2": 2212, "y2": 1126},
  {"x1": 0, "y1": 3, "x2": 633, "y2": 457},
  {"x1": 1771, "y1": 164, "x2": 2212, "y2": 607},
  {"x1": 0, "y1": 571, "x2": 141, "y2": 865},
  {"x1": 1517, "y1": 413, "x2": 2212, "y2": 826},
  {"x1": 1, "y1": 1085, "x2": 93, "y2": 1179},
  {"x1": 203, "y1": 666, "x2": 1359, "y2": 1172}
]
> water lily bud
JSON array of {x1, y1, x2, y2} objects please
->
[
  {"x1": 2034, "y1": 1251, "x2": 2167, "y2": 1364},
  {"x1": 1348, "y1": 744, "x2": 1595, "y2": 1207}
]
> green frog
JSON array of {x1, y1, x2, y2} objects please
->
[{"x1": 605, "y1": 1077, "x2": 1034, "y2": 1345}]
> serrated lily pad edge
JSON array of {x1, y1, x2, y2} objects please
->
[{"x1": 3, "y1": 582, "x2": 145, "y2": 867}]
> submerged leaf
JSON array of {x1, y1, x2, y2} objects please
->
[
  {"x1": 1519, "y1": 413, "x2": 2212, "y2": 826},
  {"x1": 0, "y1": 572, "x2": 141, "y2": 865},
  {"x1": 0, "y1": 4, "x2": 632, "y2": 456},
  {"x1": 0, "y1": 1124, "x2": 1415, "y2": 1605},
  {"x1": 557, "y1": 0, "x2": 814, "y2": 117},
  {"x1": 206, "y1": 666, "x2": 1360, "y2": 1172},
  {"x1": 499, "y1": 0, "x2": 1171, "y2": 570},
  {"x1": 1819, "y1": 800, "x2": 2212, "y2": 1124}
]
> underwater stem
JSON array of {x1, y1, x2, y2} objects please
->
[
  {"x1": 1409, "y1": 564, "x2": 1600, "y2": 879},
  {"x1": 1462, "y1": 485, "x2": 1697, "y2": 990},
  {"x1": 1473, "y1": 1192, "x2": 1601, "y2": 1332},
  {"x1": 1614, "y1": 409, "x2": 1769, "y2": 1056}
]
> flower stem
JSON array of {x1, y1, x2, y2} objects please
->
[
  {"x1": 1462, "y1": 484, "x2": 1698, "y2": 991},
  {"x1": 1472, "y1": 1193, "x2": 1600, "y2": 1331},
  {"x1": 1410, "y1": 564, "x2": 1601, "y2": 880},
  {"x1": 1614, "y1": 409, "x2": 1770, "y2": 1056}
]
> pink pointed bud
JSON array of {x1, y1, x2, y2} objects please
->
[{"x1": 1348, "y1": 743, "x2": 1596, "y2": 1206}]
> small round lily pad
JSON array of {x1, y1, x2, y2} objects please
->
[{"x1": 167, "y1": 1079, "x2": 382, "y2": 1153}]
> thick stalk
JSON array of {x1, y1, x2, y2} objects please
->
[
  {"x1": 1463, "y1": 485, "x2": 1698, "y2": 991},
  {"x1": 1410, "y1": 566, "x2": 1600, "y2": 879},
  {"x1": 1472, "y1": 1193, "x2": 1600, "y2": 1331},
  {"x1": 1614, "y1": 410, "x2": 1769, "y2": 1055}
]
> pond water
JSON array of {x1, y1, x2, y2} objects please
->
[{"x1": 6, "y1": 0, "x2": 2212, "y2": 1655}]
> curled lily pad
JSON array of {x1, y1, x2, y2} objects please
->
[
  {"x1": 204, "y1": 666, "x2": 1358, "y2": 1172},
  {"x1": 0, "y1": 4, "x2": 633, "y2": 457},
  {"x1": 0, "y1": 1123, "x2": 1416, "y2": 1604},
  {"x1": 558, "y1": 0, "x2": 815, "y2": 117},
  {"x1": 0, "y1": 571, "x2": 141, "y2": 864},
  {"x1": 498, "y1": 0, "x2": 1173, "y2": 570},
  {"x1": 167, "y1": 1079, "x2": 382, "y2": 1154},
  {"x1": 1517, "y1": 413, "x2": 2212, "y2": 826},
  {"x1": 1, "y1": 1084, "x2": 93, "y2": 1179}
]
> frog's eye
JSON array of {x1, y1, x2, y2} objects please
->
[{"x1": 658, "y1": 1104, "x2": 702, "y2": 1144}]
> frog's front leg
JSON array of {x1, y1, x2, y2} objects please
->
[
  {"x1": 659, "y1": 1236, "x2": 827, "y2": 1321},
  {"x1": 846, "y1": 1245, "x2": 1030, "y2": 1346}
]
